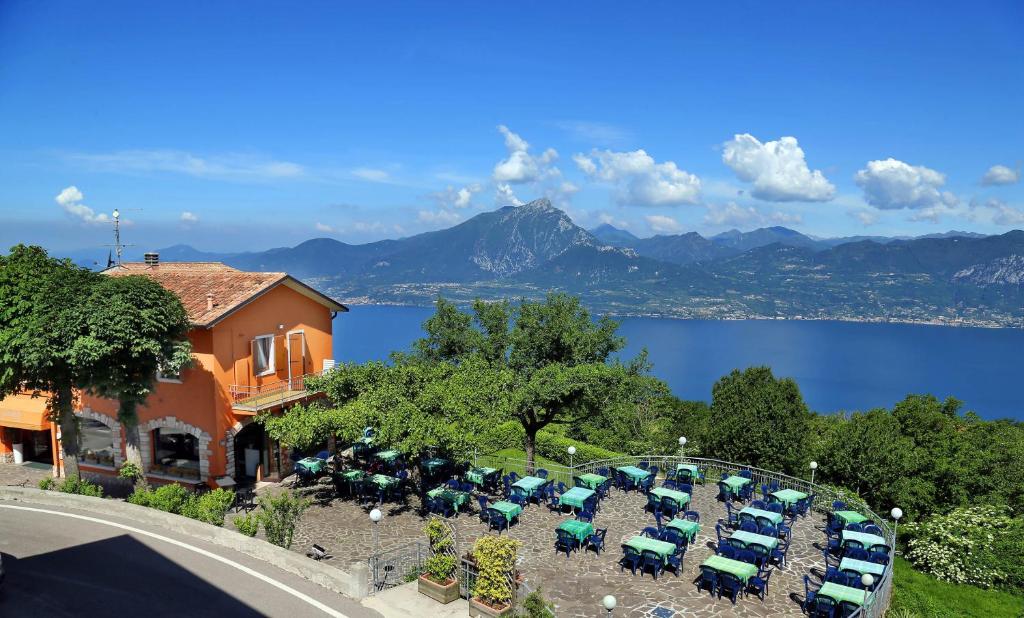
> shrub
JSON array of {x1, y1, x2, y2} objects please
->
[
  {"x1": 118, "y1": 462, "x2": 142, "y2": 480},
  {"x1": 56, "y1": 477, "x2": 103, "y2": 497},
  {"x1": 423, "y1": 516, "x2": 457, "y2": 584},
  {"x1": 258, "y1": 491, "x2": 310, "y2": 549},
  {"x1": 146, "y1": 483, "x2": 190, "y2": 514},
  {"x1": 38, "y1": 477, "x2": 56, "y2": 490},
  {"x1": 534, "y1": 431, "x2": 621, "y2": 465},
  {"x1": 520, "y1": 589, "x2": 555, "y2": 618},
  {"x1": 234, "y1": 513, "x2": 260, "y2": 537},
  {"x1": 127, "y1": 486, "x2": 152, "y2": 507},
  {"x1": 179, "y1": 489, "x2": 235, "y2": 526},
  {"x1": 472, "y1": 536, "x2": 520, "y2": 608}
]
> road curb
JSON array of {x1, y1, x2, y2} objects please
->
[{"x1": 0, "y1": 486, "x2": 369, "y2": 599}]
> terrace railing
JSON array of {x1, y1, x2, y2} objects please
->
[
  {"x1": 476, "y1": 452, "x2": 895, "y2": 618},
  {"x1": 229, "y1": 370, "x2": 326, "y2": 413}
]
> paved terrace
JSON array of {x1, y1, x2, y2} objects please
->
[{"x1": 258, "y1": 475, "x2": 826, "y2": 618}]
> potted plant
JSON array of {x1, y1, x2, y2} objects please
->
[
  {"x1": 468, "y1": 536, "x2": 520, "y2": 617},
  {"x1": 418, "y1": 517, "x2": 459, "y2": 604}
]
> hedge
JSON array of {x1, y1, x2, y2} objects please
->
[{"x1": 479, "y1": 421, "x2": 622, "y2": 464}]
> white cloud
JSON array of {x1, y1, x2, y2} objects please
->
[
  {"x1": 981, "y1": 164, "x2": 1021, "y2": 186},
  {"x1": 495, "y1": 183, "x2": 524, "y2": 206},
  {"x1": 645, "y1": 214, "x2": 684, "y2": 234},
  {"x1": 971, "y1": 198, "x2": 1024, "y2": 226},
  {"x1": 702, "y1": 202, "x2": 764, "y2": 227},
  {"x1": 855, "y1": 158, "x2": 959, "y2": 211},
  {"x1": 417, "y1": 209, "x2": 463, "y2": 225},
  {"x1": 769, "y1": 211, "x2": 803, "y2": 225},
  {"x1": 598, "y1": 213, "x2": 631, "y2": 228},
  {"x1": 849, "y1": 209, "x2": 880, "y2": 226},
  {"x1": 554, "y1": 120, "x2": 631, "y2": 145},
  {"x1": 67, "y1": 150, "x2": 305, "y2": 182},
  {"x1": 180, "y1": 211, "x2": 199, "y2": 224},
  {"x1": 721, "y1": 134, "x2": 835, "y2": 202},
  {"x1": 55, "y1": 185, "x2": 110, "y2": 224},
  {"x1": 434, "y1": 183, "x2": 482, "y2": 209},
  {"x1": 492, "y1": 125, "x2": 558, "y2": 184},
  {"x1": 314, "y1": 222, "x2": 335, "y2": 233},
  {"x1": 574, "y1": 148, "x2": 701, "y2": 206},
  {"x1": 351, "y1": 167, "x2": 391, "y2": 183}
]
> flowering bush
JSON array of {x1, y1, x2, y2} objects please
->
[{"x1": 904, "y1": 505, "x2": 1024, "y2": 590}]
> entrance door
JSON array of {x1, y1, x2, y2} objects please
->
[
  {"x1": 233, "y1": 423, "x2": 266, "y2": 482},
  {"x1": 287, "y1": 331, "x2": 305, "y2": 384}
]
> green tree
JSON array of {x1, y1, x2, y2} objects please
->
[
  {"x1": 70, "y1": 275, "x2": 191, "y2": 486},
  {"x1": 0, "y1": 245, "x2": 98, "y2": 479},
  {"x1": 704, "y1": 366, "x2": 813, "y2": 474}
]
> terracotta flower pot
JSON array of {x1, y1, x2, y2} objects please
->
[
  {"x1": 417, "y1": 574, "x2": 460, "y2": 604},
  {"x1": 469, "y1": 597, "x2": 514, "y2": 617}
]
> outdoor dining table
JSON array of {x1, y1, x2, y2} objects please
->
[
  {"x1": 701, "y1": 555, "x2": 758, "y2": 584},
  {"x1": 465, "y1": 466, "x2": 498, "y2": 486},
  {"x1": 676, "y1": 464, "x2": 700, "y2": 479},
  {"x1": 297, "y1": 457, "x2": 325, "y2": 474},
  {"x1": 420, "y1": 457, "x2": 448, "y2": 475},
  {"x1": 817, "y1": 581, "x2": 868, "y2": 606},
  {"x1": 834, "y1": 510, "x2": 869, "y2": 525},
  {"x1": 771, "y1": 488, "x2": 808, "y2": 507},
  {"x1": 490, "y1": 500, "x2": 523, "y2": 524},
  {"x1": 369, "y1": 473, "x2": 400, "y2": 491},
  {"x1": 721, "y1": 475, "x2": 751, "y2": 491},
  {"x1": 616, "y1": 466, "x2": 652, "y2": 483},
  {"x1": 557, "y1": 519, "x2": 594, "y2": 544},
  {"x1": 576, "y1": 473, "x2": 607, "y2": 490},
  {"x1": 375, "y1": 449, "x2": 401, "y2": 463},
  {"x1": 666, "y1": 518, "x2": 701, "y2": 543},
  {"x1": 559, "y1": 487, "x2": 596, "y2": 510},
  {"x1": 842, "y1": 530, "x2": 887, "y2": 549},
  {"x1": 740, "y1": 507, "x2": 784, "y2": 525},
  {"x1": 840, "y1": 557, "x2": 886, "y2": 577},
  {"x1": 624, "y1": 535, "x2": 676, "y2": 566},
  {"x1": 427, "y1": 486, "x2": 471, "y2": 510},
  {"x1": 513, "y1": 476, "x2": 548, "y2": 496},
  {"x1": 650, "y1": 487, "x2": 691, "y2": 507},
  {"x1": 338, "y1": 469, "x2": 366, "y2": 481},
  {"x1": 729, "y1": 530, "x2": 780, "y2": 550}
]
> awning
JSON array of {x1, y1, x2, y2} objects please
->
[{"x1": 0, "y1": 406, "x2": 50, "y2": 431}]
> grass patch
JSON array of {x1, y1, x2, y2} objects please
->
[{"x1": 890, "y1": 556, "x2": 1024, "y2": 617}]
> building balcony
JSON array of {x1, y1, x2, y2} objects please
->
[{"x1": 229, "y1": 370, "x2": 327, "y2": 414}]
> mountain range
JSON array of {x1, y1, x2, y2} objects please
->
[{"x1": 66, "y1": 199, "x2": 1024, "y2": 326}]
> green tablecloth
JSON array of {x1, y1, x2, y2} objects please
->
[
  {"x1": 616, "y1": 466, "x2": 652, "y2": 482},
  {"x1": 701, "y1": 555, "x2": 758, "y2": 584},
  {"x1": 818, "y1": 582, "x2": 867, "y2": 606},
  {"x1": 490, "y1": 501, "x2": 523, "y2": 522},
  {"x1": 375, "y1": 449, "x2": 401, "y2": 462},
  {"x1": 297, "y1": 457, "x2": 325, "y2": 474},
  {"x1": 729, "y1": 530, "x2": 780, "y2": 550},
  {"x1": 666, "y1": 518, "x2": 701, "y2": 542},
  {"x1": 576, "y1": 473, "x2": 607, "y2": 490},
  {"x1": 421, "y1": 457, "x2": 447, "y2": 474},
  {"x1": 835, "y1": 510, "x2": 868, "y2": 525},
  {"x1": 842, "y1": 530, "x2": 887, "y2": 549},
  {"x1": 427, "y1": 487, "x2": 471, "y2": 509},
  {"x1": 771, "y1": 488, "x2": 808, "y2": 506},
  {"x1": 512, "y1": 476, "x2": 547, "y2": 493},
  {"x1": 840, "y1": 557, "x2": 886, "y2": 577},
  {"x1": 721, "y1": 475, "x2": 751, "y2": 491},
  {"x1": 338, "y1": 469, "x2": 366, "y2": 481},
  {"x1": 624, "y1": 536, "x2": 676, "y2": 565},
  {"x1": 557, "y1": 519, "x2": 594, "y2": 544},
  {"x1": 465, "y1": 467, "x2": 497, "y2": 485},
  {"x1": 369, "y1": 474, "x2": 400, "y2": 490},
  {"x1": 740, "y1": 507, "x2": 784, "y2": 525},
  {"x1": 650, "y1": 487, "x2": 691, "y2": 506},
  {"x1": 676, "y1": 464, "x2": 699, "y2": 478},
  {"x1": 559, "y1": 487, "x2": 596, "y2": 509}
]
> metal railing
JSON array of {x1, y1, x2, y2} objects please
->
[
  {"x1": 476, "y1": 452, "x2": 894, "y2": 617},
  {"x1": 367, "y1": 540, "x2": 428, "y2": 595},
  {"x1": 229, "y1": 370, "x2": 326, "y2": 412}
]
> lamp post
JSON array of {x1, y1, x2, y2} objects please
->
[
  {"x1": 567, "y1": 445, "x2": 576, "y2": 470},
  {"x1": 809, "y1": 461, "x2": 818, "y2": 486},
  {"x1": 891, "y1": 507, "x2": 903, "y2": 553},
  {"x1": 369, "y1": 508, "x2": 382, "y2": 555},
  {"x1": 602, "y1": 594, "x2": 617, "y2": 617},
  {"x1": 861, "y1": 573, "x2": 875, "y2": 615},
  {"x1": 678, "y1": 436, "x2": 687, "y2": 459}
]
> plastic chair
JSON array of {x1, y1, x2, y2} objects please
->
[
  {"x1": 718, "y1": 572, "x2": 743, "y2": 604},
  {"x1": 845, "y1": 522, "x2": 863, "y2": 533},
  {"x1": 640, "y1": 550, "x2": 663, "y2": 580},
  {"x1": 766, "y1": 502, "x2": 783, "y2": 514},
  {"x1": 642, "y1": 526, "x2": 660, "y2": 539},
  {"x1": 719, "y1": 545, "x2": 737, "y2": 559},
  {"x1": 653, "y1": 510, "x2": 664, "y2": 530},
  {"x1": 678, "y1": 483, "x2": 693, "y2": 495},
  {"x1": 487, "y1": 508, "x2": 509, "y2": 533},
  {"x1": 586, "y1": 528, "x2": 607, "y2": 555},
  {"x1": 846, "y1": 547, "x2": 869, "y2": 561},
  {"x1": 748, "y1": 567, "x2": 772, "y2": 601},
  {"x1": 619, "y1": 545, "x2": 641, "y2": 575},
  {"x1": 576, "y1": 509, "x2": 594, "y2": 523},
  {"x1": 751, "y1": 499, "x2": 767, "y2": 510},
  {"x1": 665, "y1": 545, "x2": 685, "y2": 577},
  {"x1": 555, "y1": 528, "x2": 577, "y2": 558},
  {"x1": 740, "y1": 520, "x2": 758, "y2": 533},
  {"x1": 697, "y1": 565, "x2": 718, "y2": 595},
  {"x1": 645, "y1": 492, "x2": 660, "y2": 513},
  {"x1": 839, "y1": 601, "x2": 860, "y2": 618},
  {"x1": 869, "y1": 552, "x2": 890, "y2": 567},
  {"x1": 735, "y1": 548, "x2": 757, "y2": 565},
  {"x1": 661, "y1": 497, "x2": 681, "y2": 519},
  {"x1": 684, "y1": 510, "x2": 700, "y2": 522},
  {"x1": 810, "y1": 595, "x2": 838, "y2": 618},
  {"x1": 717, "y1": 481, "x2": 733, "y2": 502},
  {"x1": 803, "y1": 575, "x2": 819, "y2": 612},
  {"x1": 536, "y1": 468, "x2": 549, "y2": 479}
]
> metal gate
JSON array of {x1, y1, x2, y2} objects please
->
[{"x1": 367, "y1": 540, "x2": 428, "y2": 594}]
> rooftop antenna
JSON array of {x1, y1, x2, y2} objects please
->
[{"x1": 103, "y1": 208, "x2": 140, "y2": 265}]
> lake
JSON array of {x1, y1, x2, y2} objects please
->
[{"x1": 332, "y1": 305, "x2": 1023, "y2": 421}]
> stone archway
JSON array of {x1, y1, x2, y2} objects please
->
[
  {"x1": 138, "y1": 417, "x2": 212, "y2": 481},
  {"x1": 224, "y1": 417, "x2": 255, "y2": 480},
  {"x1": 76, "y1": 408, "x2": 124, "y2": 468}
]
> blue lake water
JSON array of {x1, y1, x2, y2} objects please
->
[{"x1": 332, "y1": 305, "x2": 1023, "y2": 421}]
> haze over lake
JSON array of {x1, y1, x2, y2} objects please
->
[{"x1": 333, "y1": 304, "x2": 1023, "y2": 421}]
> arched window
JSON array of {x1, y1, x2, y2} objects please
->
[
  {"x1": 81, "y1": 419, "x2": 115, "y2": 467},
  {"x1": 152, "y1": 428, "x2": 200, "y2": 480}
]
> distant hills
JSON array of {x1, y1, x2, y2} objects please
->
[{"x1": 65, "y1": 199, "x2": 1024, "y2": 326}]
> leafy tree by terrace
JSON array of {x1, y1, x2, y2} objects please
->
[
  {"x1": 70, "y1": 274, "x2": 191, "y2": 487},
  {"x1": 0, "y1": 245, "x2": 99, "y2": 480}
]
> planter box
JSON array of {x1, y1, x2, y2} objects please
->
[
  {"x1": 469, "y1": 598, "x2": 514, "y2": 617},
  {"x1": 417, "y1": 574, "x2": 460, "y2": 604}
]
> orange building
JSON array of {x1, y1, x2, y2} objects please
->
[{"x1": 1, "y1": 256, "x2": 346, "y2": 486}]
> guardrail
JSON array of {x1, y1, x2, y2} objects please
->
[
  {"x1": 229, "y1": 370, "x2": 326, "y2": 412},
  {"x1": 474, "y1": 452, "x2": 894, "y2": 618}
]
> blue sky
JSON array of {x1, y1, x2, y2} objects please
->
[{"x1": 1, "y1": 1, "x2": 1022, "y2": 254}]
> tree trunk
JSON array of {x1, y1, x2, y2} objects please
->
[
  {"x1": 119, "y1": 400, "x2": 148, "y2": 490},
  {"x1": 524, "y1": 428, "x2": 537, "y2": 475},
  {"x1": 54, "y1": 386, "x2": 80, "y2": 481}
]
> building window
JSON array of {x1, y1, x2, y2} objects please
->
[
  {"x1": 80, "y1": 419, "x2": 115, "y2": 467},
  {"x1": 151, "y1": 428, "x2": 200, "y2": 480},
  {"x1": 253, "y1": 334, "x2": 275, "y2": 376},
  {"x1": 156, "y1": 361, "x2": 182, "y2": 383}
]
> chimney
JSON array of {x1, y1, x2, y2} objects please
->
[
  {"x1": 206, "y1": 293, "x2": 214, "y2": 312},
  {"x1": 144, "y1": 252, "x2": 159, "y2": 266}
]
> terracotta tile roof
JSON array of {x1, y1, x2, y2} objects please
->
[{"x1": 104, "y1": 262, "x2": 346, "y2": 327}]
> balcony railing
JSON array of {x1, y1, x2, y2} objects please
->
[{"x1": 229, "y1": 370, "x2": 326, "y2": 413}]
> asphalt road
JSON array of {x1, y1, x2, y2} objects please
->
[{"x1": 0, "y1": 501, "x2": 381, "y2": 618}]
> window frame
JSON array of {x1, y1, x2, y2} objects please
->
[{"x1": 253, "y1": 334, "x2": 276, "y2": 377}]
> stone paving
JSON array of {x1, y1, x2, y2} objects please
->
[
  {"x1": 265, "y1": 474, "x2": 826, "y2": 618},
  {"x1": 0, "y1": 462, "x2": 51, "y2": 487}
]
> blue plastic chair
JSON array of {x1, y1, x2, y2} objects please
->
[
  {"x1": 766, "y1": 502, "x2": 784, "y2": 514},
  {"x1": 586, "y1": 528, "x2": 607, "y2": 555},
  {"x1": 576, "y1": 509, "x2": 594, "y2": 523},
  {"x1": 487, "y1": 508, "x2": 509, "y2": 533},
  {"x1": 619, "y1": 545, "x2": 641, "y2": 575},
  {"x1": 640, "y1": 550, "x2": 663, "y2": 580},
  {"x1": 665, "y1": 545, "x2": 685, "y2": 577},
  {"x1": 718, "y1": 572, "x2": 743, "y2": 604},
  {"x1": 645, "y1": 492, "x2": 660, "y2": 513},
  {"x1": 661, "y1": 497, "x2": 681, "y2": 518},
  {"x1": 642, "y1": 526, "x2": 660, "y2": 539},
  {"x1": 536, "y1": 468, "x2": 549, "y2": 479},
  {"x1": 810, "y1": 595, "x2": 838, "y2": 618},
  {"x1": 735, "y1": 548, "x2": 757, "y2": 565},
  {"x1": 869, "y1": 552, "x2": 890, "y2": 567},
  {"x1": 748, "y1": 567, "x2": 772, "y2": 601},
  {"x1": 555, "y1": 528, "x2": 577, "y2": 558},
  {"x1": 846, "y1": 547, "x2": 869, "y2": 561},
  {"x1": 724, "y1": 501, "x2": 740, "y2": 526},
  {"x1": 697, "y1": 565, "x2": 718, "y2": 595},
  {"x1": 717, "y1": 481, "x2": 733, "y2": 502},
  {"x1": 678, "y1": 483, "x2": 693, "y2": 495},
  {"x1": 803, "y1": 575, "x2": 819, "y2": 612},
  {"x1": 740, "y1": 520, "x2": 758, "y2": 533},
  {"x1": 751, "y1": 499, "x2": 767, "y2": 510},
  {"x1": 684, "y1": 510, "x2": 700, "y2": 522},
  {"x1": 718, "y1": 545, "x2": 736, "y2": 559}
]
